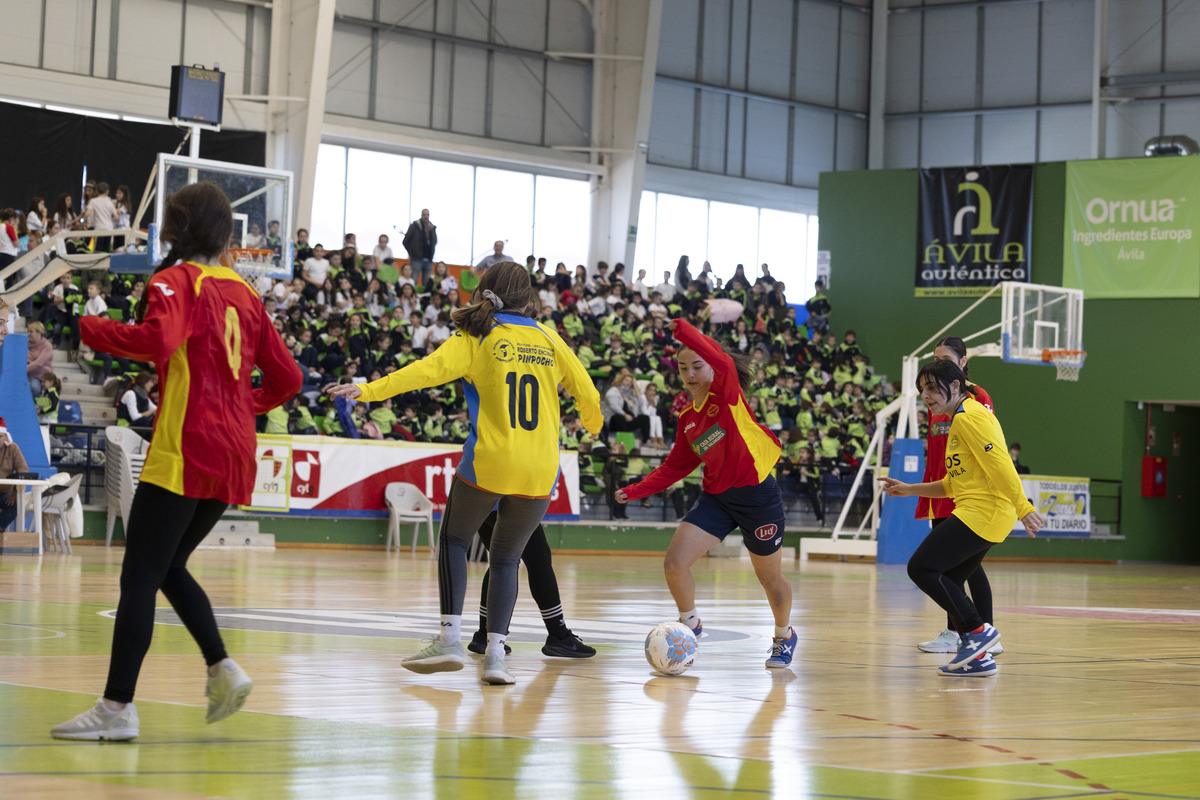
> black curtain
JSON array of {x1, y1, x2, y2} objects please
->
[{"x1": 0, "y1": 101, "x2": 265, "y2": 219}]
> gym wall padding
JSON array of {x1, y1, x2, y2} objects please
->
[{"x1": 818, "y1": 163, "x2": 1200, "y2": 563}]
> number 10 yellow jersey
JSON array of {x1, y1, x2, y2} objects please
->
[{"x1": 357, "y1": 313, "x2": 603, "y2": 497}]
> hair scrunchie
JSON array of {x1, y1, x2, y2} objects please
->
[{"x1": 482, "y1": 289, "x2": 505, "y2": 310}]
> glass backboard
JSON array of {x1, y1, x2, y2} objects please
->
[
  {"x1": 152, "y1": 154, "x2": 293, "y2": 279},
  {"x1": 1001, "y1": 282, "x2": 1085, "y2": 365}
]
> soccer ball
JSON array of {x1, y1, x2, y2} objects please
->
[{"x1": 644, "y1": 622, "x2": 698, "y2": 676}]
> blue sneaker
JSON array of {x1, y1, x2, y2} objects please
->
[
  {"x1": 689, "y1": 621, "x2": 703, "y2": 639},
  {"x1": 765, "y1": 627, "x2": 797, "y2": 669},
  {"x1": 948, "y1": 624, "x2": 1000, "y2": 668},
  {"x1": 938, "y1": 652, "x2": 998, "y2": 677}
]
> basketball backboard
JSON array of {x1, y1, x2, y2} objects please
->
[
  {"x1": 150, "y1": 154, "x2": 293, "y2": 280},
  {"x1": 1000, "y1": 282, "x2": 1085, "y2": 366}
]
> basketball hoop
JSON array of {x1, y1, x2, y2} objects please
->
[
  {"x1": 1043, "y1": 349, "x2": 1087, "y2": 382},
  {"x1": 227, "y1": 248, "x2": 275, "y2": 292}
]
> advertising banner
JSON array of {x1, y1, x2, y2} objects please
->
[
  {"x1": 916, "y1": 165, "x2": 1034, "y2": 297},
  {"x1": 245, "y1": 435, "x2": 581, "y2": 519},
  {"x1": 1011, "y1": 475, "x2": 1090, "y2": 537},
  {"x1": 1063, "y1": 157, "x2": 1200, "y2": 298}
]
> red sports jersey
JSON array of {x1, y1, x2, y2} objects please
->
[
  {"x1": 81, "y1": 262, "x2": 301, "y2": 505},
  {"x1": 916, "y1": 382, "x2": 994, "y2": 520},
  {"x1": 621, "y1": 320, "x2": 781, "y2": 501}
]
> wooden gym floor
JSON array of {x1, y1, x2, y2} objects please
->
[{"x1": 2, "y1": 545, "x2": 1198, "y2": 799}]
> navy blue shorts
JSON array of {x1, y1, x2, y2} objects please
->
[{"x1": 683, "y1": 474, "x2": 786, "y2": 556}]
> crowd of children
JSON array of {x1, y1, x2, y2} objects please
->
[{"x1": 20, "y1": 221, "x2": 896, "y2": 519}]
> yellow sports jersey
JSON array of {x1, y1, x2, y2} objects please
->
[
  {"x1": 357, "y1": 313, "x2": 603, "y2": 497},
  {"x1": 941, "y1": 397, "x2": 1036, "y2": 542}
]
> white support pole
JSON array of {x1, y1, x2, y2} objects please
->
[
  {"x1": 1091, "y1": 0, "x2": 1109, "y2": 159},
  {"x1": 867, "y1": 0, "x2": 889, "y2": 169}
]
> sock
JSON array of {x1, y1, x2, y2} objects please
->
[
  {"x1": 477, "y1": 605, "x2": 487, "y2": 635},
  {"x1": 679, "y1": 609, "x2": 700, "y2": 630},
  {"x1": 969, "y1": 624, "x2": 986, "y2": 634},
  {"x1": 541, "y1": 604, "x2": 567, "y2": 636},
  {"x1": 439, "y1": 614, "x2": 461, "y2": 645},
  {"x1": 486, "y1": 632, "x2": 507, "y2": 658},
  {"x1": 774, "y1": 625, "x2": 792, "y2": 639}
]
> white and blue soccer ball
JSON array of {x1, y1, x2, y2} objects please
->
[{"x1": 644, "y1": 621, "x2": 698, "y2": 676}]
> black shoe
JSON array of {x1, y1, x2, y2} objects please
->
[
  {"x1": 467, "y1": 629, "x2": 511, "y2": 655},
  {"x1": 541, "y1": 629, "x2": 597, "y2": 659}
]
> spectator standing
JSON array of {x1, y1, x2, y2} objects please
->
[
  {"x1": 806, "y1": 280, "x2": 831, "y2": 336},
  {"x1": 85, "y1": 182, "x2": 118, "y2": 252},
  {"x1": 674, "y1": 255, "x2": 692, "y2": 299},
  {"x1": 402, "y1": 209, "x2": 437, "y2": 288},
  {"x1": 26, "y1": 197, "x2": 47, "y2": 234},
  {"x1": 301, "y1": 245, "x2": 329, "y2": 300},
  {"x1": 653, "y1": 271, "x2": 675, "y2": 301},
  {"x1": 114, "y1": 186, "x2": 132, "y2": 249},
  {"x1": 0, "y1": 209, "x2": 19, "y2": 272}
]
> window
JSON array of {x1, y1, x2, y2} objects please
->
[
  {"x1": 706, "y1": 201, "x2": 760, "y2": 285},
  {"x1": 410, "y1": 158, "x2": 475, "y2": 264},
  {"x1": 654, "y1": 194, "x2": 708, "y2": 286},
  {"x1": 345, "y1": 149, "x2": 411, "y2": 255},
  {"x1": 473, "y1": 167, "x2": 534, "y2": 267},
  {"x1": 311, "y1": 144, "x2": 347, "y2": 250},
  {"x1": 758, "y1": 208, "x2": 808, "y2": 295},
  {"x1": 633, "y1": 191, "x2": 657, "y2": 281},
  {"x1": 533, "y1": 175, "x2": 590, "y2": 271}
]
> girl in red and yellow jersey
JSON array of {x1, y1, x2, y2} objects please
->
[
  {"x1": 914, "y1": 336, "x2": 999, "y2": 655},
  {"x1": 616, "y1": 318, "x2": 798, "y2": 670},
  {"x1": 879, "y1": 359, "x2": 1044, "y2": 678},
  {"x1": 53, "y1": 182, "x2": 301, "y2": 742}
]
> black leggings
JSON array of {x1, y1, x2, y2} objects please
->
[
  {"x1": 907, "y1": 515, "x2": 993, "y2": 635},
  {"x1": 931, "y1": 516, "x2": 993, "y2": 627},
  {"x1": 104, "y1": 482, "x2": 229, "y2": 703},
  {"x1": 476, "y1": 512, "x2": 562, "y2": 628}
]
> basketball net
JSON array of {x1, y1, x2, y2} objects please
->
[
  {"x1": 228, "y1": 248, "x2": 275, "y2": 294},
  {"x1": 1044, "y1": 349, "x2": 1086, "y2": 382}
]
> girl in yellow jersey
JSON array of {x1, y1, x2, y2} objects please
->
[
  {"x1": 330, "y1": 262, "x2": 602, "y2": 685},
  {"x1": 879, "y1": 359, "x2": 1044, "y2": 678}
]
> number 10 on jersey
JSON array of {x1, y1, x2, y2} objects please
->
[{"x1": 506, "y1": 372, "x2": 539, "y2": 431}]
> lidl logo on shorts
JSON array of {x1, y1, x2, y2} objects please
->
[
  {"x1": 755, "y1": 523, "x2": 778, "y2": 540},
  {"x1": 493, "y1": 339, "x2": 515, "y2": 362}
]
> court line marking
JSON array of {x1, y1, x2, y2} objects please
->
[
  {"x1": 0, "y1": 623, "x2": 66, "y2": 640},
  {"x1": 913, "y1": 745, "x2": 1200, "y2": 772}
]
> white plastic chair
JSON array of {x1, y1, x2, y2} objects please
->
[
  {"x1": 384, "y1": 482, "x2": 436, "y2": 557},
  {"x1": 41, "y1": 473, "x2": 83, "y2": 554},
  {"x1": 104, "y1": 426, "x2": 148, "y2": 546}
]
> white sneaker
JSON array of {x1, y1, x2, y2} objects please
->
[
  {"x1": 402, "y1": 638, "x2": 466, "y2": 674},
  {"x1": 51, "y1": 699, "x2": 139, "y2": 741},
  {"x1": 917, "y1": 628, "x2": 961, "y2": 653},
  {"x1": 481, "y1": 653, "x2": 515, "y2": 685},
  {"x1": 989, "y1": 643, "x2": 1004, "y2": 655},
  {"x1": 206, "y1": 659, "x2": 254, "y2": 724}
]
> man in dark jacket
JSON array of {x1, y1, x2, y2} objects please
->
[{"x1": 402, "y1": 209, "x2": 437, "y2": 289}]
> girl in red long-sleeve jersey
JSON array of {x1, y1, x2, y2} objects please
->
[
  {"x1": 616, "y1": 318, "x2": 797, "y2": 669},
  {"x1": 52, "y1": 182, "x2": 302, "y2": 742}
]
